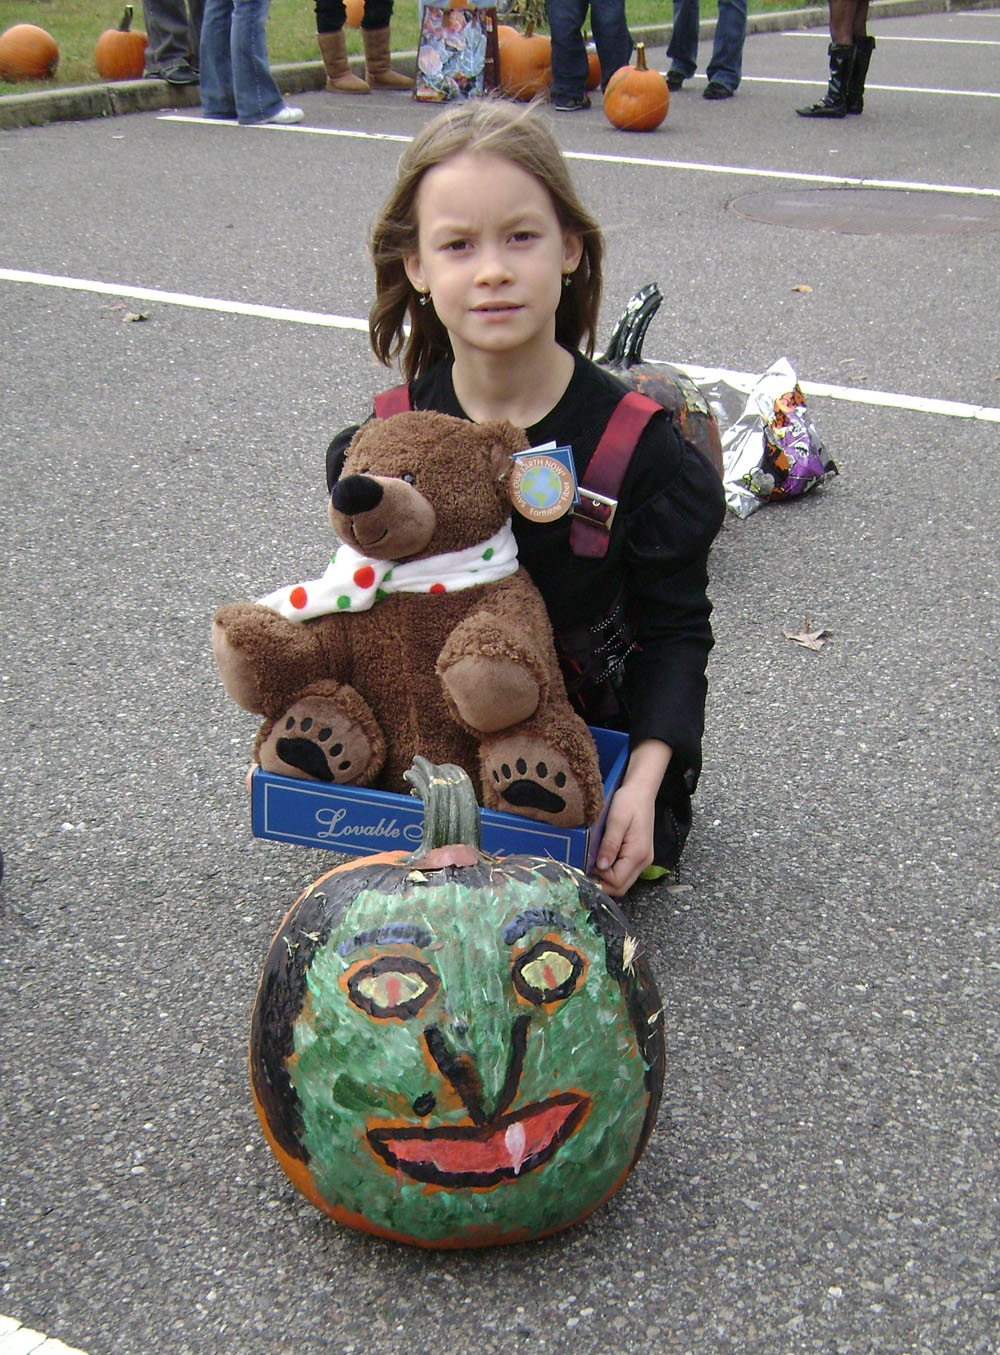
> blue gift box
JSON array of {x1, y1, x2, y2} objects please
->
[{"x1": 250, "y1": 726, "x2": 628, "y2": 873}]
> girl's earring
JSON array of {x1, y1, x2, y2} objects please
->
[
  {"x1": 418, "y1": 290, "x2": 431, "y2": 307},
  {"x1": 562, "y1": 273, "x2": 573, "y2": 289}
]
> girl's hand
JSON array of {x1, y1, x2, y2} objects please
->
[{"x1": 592, "y1": 739, "x2": 672, "y2": 898}]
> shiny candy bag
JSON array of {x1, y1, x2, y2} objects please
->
[{"x1": 720, "y1": 358, "x2": 837, "y2": 518}]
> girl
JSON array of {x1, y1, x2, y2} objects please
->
[{"x1": 326, "y1": 99, "x2": 725, "y2": 897}]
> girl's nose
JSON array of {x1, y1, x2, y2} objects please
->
[{"x1": 474, "y1": 247, "x2": 512, "y2": 286}]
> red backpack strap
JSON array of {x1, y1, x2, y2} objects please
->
[
  {"x1": 373, "y1": 384, "x2": 413, "y2": 418},
  {"x1": 570, "y1": 390, "x2": 661, "y2": 559}
]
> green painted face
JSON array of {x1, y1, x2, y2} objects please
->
[{"x1": 279, "y1": 863, "x2": 662, "y2": 1246}]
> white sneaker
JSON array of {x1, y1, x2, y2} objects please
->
[{"x1": 262, "y1": 104, "x2": 303, "y2": 125}]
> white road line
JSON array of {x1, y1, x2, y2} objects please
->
[
  {"x1": 3, "y1": 266, "x2": 999, "y2": 424},
  {"x1": 0, "y1": 1314, "x2": 88, "y2": 1355},
  {"x1": 672, "y1": 362, "x2": 1000, "y2": 424},
  {"x1": 781, "y1": 30, "x2": 1000, "y2": 42},
  {"x1": 0, "y1": 268, "x2": 367, "y2": 331},
  {"x1": 739, "y1": 74, "x2": 1000, "y2": 98},
  {"x1": 564, "y1": 149, "x2": 1000, "y2": 196},
  {"x1": 157, "y1": 115, "x2": 1000, "y2": 196},
  {"x1": 158, "y1": 113, "x2": 410, "y2": 143}
]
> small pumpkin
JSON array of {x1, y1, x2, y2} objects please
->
[
  {"x1": 497, "y1": 21, "x2": 551, "y2": 101},
  {"x1": 250, "y1": 758, "x2": 664, "y2": 1249},
  {"x1": 0, "y1": 23, "x2": 59, "y2": 81},
  {"x1": 603, "y1": 42, "x2": 669, "y2": 132},
  {"x1": 94, "y1": 6, "x2": 148, "y2": 82},
  {"x1": 599, "y1": 283, "x2": 724, "y2": 477},
  {"x1": 344, "y1": 0, "x2": 364, "y2": 28}
]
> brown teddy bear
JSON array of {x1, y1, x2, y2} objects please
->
[{"x1": 212, "y1": 410, "x2": 605, "y2": 828}]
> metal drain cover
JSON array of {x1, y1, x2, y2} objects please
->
[{"x1": 729, "y1": 187, "x2": 1000, "y2": 236}]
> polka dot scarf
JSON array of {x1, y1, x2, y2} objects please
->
[{"x1": 259, "y1": 521, "x2": 519, "y2": 622}]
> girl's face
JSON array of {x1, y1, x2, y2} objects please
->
[{"x1": 404, "y1": 151, "x2": 583, "y2": 365}]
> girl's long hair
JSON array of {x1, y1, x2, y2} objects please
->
[{"x1": 369, "y1": 98, "x2": 604, "y2": 382}]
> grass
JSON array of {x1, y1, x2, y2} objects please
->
[{"x1": 0, "y1": 0, "x2": 815, "y2": 96}]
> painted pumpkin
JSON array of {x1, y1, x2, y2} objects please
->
[
  {"x1": 94, "y1": 6, "x2": 147, "y2": 82},
  {"x1": 497, "y1": 22, "x2": 551, "y2": 101},
  {"x1": 603, "y1": 43, "x2": 669, "y2": 133},
  {"x1": 344, "y1": 0, "x2": 364, "y2": 28},
  {"x1": 0, "y1": 23, "x2": 59, "y2": 81},
  {"x1": 599, "y1": 282, "x2": 724, "y2": 478},
  {"x1": 250, "y1": 759, "x2": 664, "y2": 1249}
]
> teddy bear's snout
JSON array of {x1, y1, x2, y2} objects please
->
[{"x1": 332, "y1": 474, "x2": 383, "y2": 516}]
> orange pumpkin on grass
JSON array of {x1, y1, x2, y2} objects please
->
[
  {"x1": 603, "y1": 43, "x2": 669, "y2": 132},
  {"x1": 94, "y1": 6, "x2": 148, "y2": 82},
  {"x1": 0, "y1": 23, "x2": 59, "y2": 81}
]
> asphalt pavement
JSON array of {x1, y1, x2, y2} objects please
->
[{"x1": 1, "y1": 7, "x2": 999, "y2": 1354}]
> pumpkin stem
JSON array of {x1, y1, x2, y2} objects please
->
[
  {"x1": 403, "y1": 756, "x2": 482, "y2": 859},
  {"x1": 635, "y1": 42, "x2": 648, "y2": 72},
  {"x1": 598, "y1": 282, "x2": 663, "y2": 370},
  {"x1": 120, "y1": 5, "x2": 134, "y2": 31}
]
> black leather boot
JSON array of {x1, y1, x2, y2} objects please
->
[
  {"x1": 846, "y1": 35, "x2": 876, "y2": 113},
  {"x1": 796, "y1": 43, "x2": 855, "y2": 118}
]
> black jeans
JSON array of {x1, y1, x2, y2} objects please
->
[{"x1": 315, "y1": 0, "x2": 392, "y2": 32}]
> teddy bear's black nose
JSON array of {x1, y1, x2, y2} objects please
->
[{"x1": 332, "y1": 474, "x2": 383, "y2": 515}]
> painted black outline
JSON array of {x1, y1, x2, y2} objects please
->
[
  {"x1": 366, "y1": 1091, "x2": 590, "y2": 1189},
  {"x1": 346, "y1": 955, "x2": 441, "y2": 1021},
  {"x1": 511, "y1": 939, "x2": 585, "y2": 1005}
]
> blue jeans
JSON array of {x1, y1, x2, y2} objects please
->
[
  {"x1": 547, "y1": 0, "x2": 632, "y2": 100},
  {"x1": 666, "y1": 0, "x2": 747, "y2": 91},
  {"x1": 199, "y1": 0, "x2": 284, "y2": 123}
]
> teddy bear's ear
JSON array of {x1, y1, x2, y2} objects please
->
[
  {"x1": 479, "y1": 419, "x2": 529, "y2": 485},
  {"x1": 326, "y1": 423, "x2": 362, "y2": 491}
]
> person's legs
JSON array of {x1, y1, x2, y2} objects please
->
[
  {"x1": 198, "y1": 0, "x2": 237, "y2": 115},
  {"x1": 589, "y1": 0, "x2": 633, "y2": 89},
  {"x1": 548, "y1": 0, "x2": 591, "y2": 104},
  {"x1": 665, "y1": 0, "x2": 700, "y2": 81},
  {"x1": 187, "y1": 0, "x2": 204, "y2": 65},
  {"x1": 361, "y1": 0, "x2": 412, "y2": 93},
  {"x1": 230, "y1": 0, "x2": 284, "y2": 123},
  {"x1": 142, "y1": 0, "x2": 200, "y2": 77},
  {"x1": 827, "y1": 0, "x2": 860, "y2": 45},
  {"x1": 705, "y1": 0, "x2": 747, "y2": 92},
  {"x1": 844, "y1": 0, "x2": 874, "y2": 112}
]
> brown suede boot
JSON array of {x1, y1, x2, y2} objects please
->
[
  {"x1": 362, "y1": 26, "x2": 413, "y2": 90},
  {"x1": 317, "y1": 30, "x2": 369, "y2": 94}
]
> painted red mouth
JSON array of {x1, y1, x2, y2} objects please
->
[{"x1": 367, "y1": 1092, "x2": 589, "y2": 1188}]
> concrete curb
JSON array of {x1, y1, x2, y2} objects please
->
[{"x1": 0, "y1": 0, "x2": 993, "y2": 131}]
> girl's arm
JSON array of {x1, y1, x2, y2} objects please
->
[{"x1": 593, "y1": 737, "x2": 673, "y2": 897}]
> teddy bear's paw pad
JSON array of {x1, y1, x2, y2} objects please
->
[
  {"x1": 259, "y1": 705, "x2": 374, "y2": 784},
  {"x1": 485, "y1": 744, "x2": 588, "y2": 827}
]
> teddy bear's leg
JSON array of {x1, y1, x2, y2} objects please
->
[
  {"x1": 479, "y1": 710, "x2": 605, "y2": 828},
  {"x1": 255, "y1": 681, "x2": 386, "y2": 786}
]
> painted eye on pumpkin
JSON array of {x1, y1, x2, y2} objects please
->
[
  {"x1": 347, "y1": 956, "x2": 441, "y2": 1021},
  {"x1": 512, "y1": 940, "x2": 585, "y2": 1005}
]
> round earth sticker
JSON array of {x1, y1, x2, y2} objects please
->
[{"x1": 510, "y1": 455, "x2": 576, "y2": 523}]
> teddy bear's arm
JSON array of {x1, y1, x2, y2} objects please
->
[
  {"x1": 436, "y1": 576, "x2": 557, "y2": 735},
  {"x1": 212, "y1": 602, "x2": 345, "y2": 718}
]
